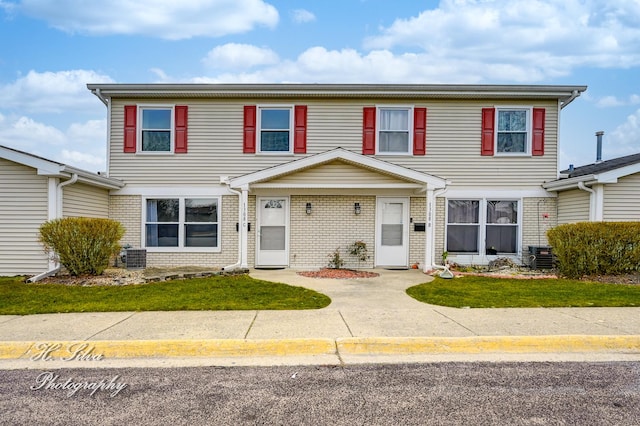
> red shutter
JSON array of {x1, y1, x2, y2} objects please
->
[
  {"x1": 124, "y1": 105, "x2": 137, "y2": 153},
  {"x1": 481, "y1": 108, "x2": 495, "y2": 156},
  {"x1": 174, "y1": 105, "x2": 188, "y2": 153},
  {"x1": 243, "y1": 106, "x2": 256, "y2": 153},
  {"x1": 532, "y1": 108, "x2": 545, "y2": 156},
  {"x1": 294, "y1": 105, "x2": 307, "y2": 154},
  {"x1": 413, "y1": 107, "x2": 427, "y2": 155},
  {"x1": 362, "y1": 107, "x2": 376, "y2": 155}
]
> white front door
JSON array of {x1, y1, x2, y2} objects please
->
[
  {"x1": 375, "y1": 197, "x2": 409, "y2": 268},
  {"x1": 256, "y1": 197, "x2": 289, "y2": 267}
]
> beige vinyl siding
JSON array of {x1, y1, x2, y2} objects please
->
[
  {"x1": 268, "y1": 160, "x2": 409, "y2": 185},
  {"x1": 603, "y1": 174, "x2": 640, "y2": 221},
  {"x1": 0, "y1": 159, "x2": 49, "y2": 276},
  {"x1": 557, "y1": 189, "x2": 590, "y2": 224},
  {"x1": 63, "y1": 183, "x2": 109, "y2": 218},
  {"x1": 108, "y1": 98, "x2": 559, "y2": 189}
]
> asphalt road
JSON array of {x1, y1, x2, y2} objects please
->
[{"x1": 1, "y1": 362, "x2": 639, "y2": 425}]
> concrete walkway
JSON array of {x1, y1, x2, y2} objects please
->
[{"x1": 1, "y1": 268, "x2": 639, "y2": 368}]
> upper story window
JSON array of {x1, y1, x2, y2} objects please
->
[
  {"x1": 123, "y1": 105, "x2": 188, "y2": 154},
  {"x1": 259, "y1": 107, "x2": 292, "y2": 153},
  {"x1": 378, "y1": 107, "x2": 411, "y2": 154},
  {"x1": 496, "y1": 108, "x2": 530, "y2": 155},
  {"x1": 141, "y1": 107, "x2": 172, "y2": 152}
]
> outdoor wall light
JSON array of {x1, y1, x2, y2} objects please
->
[
  {"x1": 354, "y1": 202, "x2": 361, "y2": 215},
  {"x1": 306, "y1": 202, "x2": 312, "y2": 215}
]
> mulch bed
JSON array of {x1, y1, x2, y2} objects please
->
[{"x1": 297, "y1": 268, "x2": 380, "y2": 279}]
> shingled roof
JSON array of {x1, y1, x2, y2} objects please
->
[{"x1": 561, "y1": 152, "x2": 640, "y2": 178}]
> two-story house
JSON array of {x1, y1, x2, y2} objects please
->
[{"x1": 80, "y1": 84, "x2": 585, "y2": 272}]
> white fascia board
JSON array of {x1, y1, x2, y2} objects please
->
[
  {"x1": 1, "y1": 145, "x2": 122, "y2": 189},
  {"x1": 112, "y1": 185, "x2": 234, "y2": 196},
  {"x1": 229, "y1": 148, "x2": 447, "y2": 189},
  {"x1": 542, "y1": 175, "x2": 596, "y2": 191},
  {"x1": 250, "y1": 183, "x2": 424, "y2": 189},
  {"x1": 595, "y1": 162, "x2": 640, "y2": 183},
  {"x1": 1, "y1": 145, "x2": 64, "y2": 174},
  {"x1": 443, "y1": 188, "x2": 555, "y2": 198}
]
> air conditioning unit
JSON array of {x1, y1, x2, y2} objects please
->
[
  {"x1": 125, "y1": 249, "x2": 147, "y2": 269},
  {"x1": 528, "y1": 246, "x2": 553, "y2": 269}
]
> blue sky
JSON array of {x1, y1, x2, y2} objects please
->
[{"x1": 1, "y1": 0, "x2": 639, "y2": 172}]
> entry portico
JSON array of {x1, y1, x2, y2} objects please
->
[{"x1": 227, "y1": 148, "x2": 447, "y2": 271}]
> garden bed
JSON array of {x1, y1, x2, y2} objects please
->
[{"x1": 297, "y1": 268, "x2": 380, "y2": 279}]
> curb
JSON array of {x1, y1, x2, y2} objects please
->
[
  {"x1": 1, "y1": 335, "x2": 639, "y2": 361},
  {"x1": 336, "y1": 335, "x2": 640, "y2": 355},
  {"x1": 0, "y1": 339, "x2": 337, "y2": 361}
]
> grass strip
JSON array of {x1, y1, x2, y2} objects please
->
[
  {"x1": 0, "y1": 275, "x2": 331, "y2": 315},
  {"x1": 406, "y1": 276, "x2": 640, "y2": 308}
]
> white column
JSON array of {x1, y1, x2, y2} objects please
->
[
  {"x1": 240, "y1": 186, "x2": 249, "y2": 268},
  {"x1": 424, "y1": 188, "x2": 435, "y2": 272},
  {"x1": 593, "y1": 184, "x2": 604, "y2": 221}
]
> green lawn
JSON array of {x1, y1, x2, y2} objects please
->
[
  {"x1": 406, "y1": 276, "x2": 640, "y2": 308},
  {"x1": 0, "y1": 275, "x2": 331, "y2": 315}
]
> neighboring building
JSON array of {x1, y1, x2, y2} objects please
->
[
  {"x1": 0, "y1": 145, "x2": 123, "y2": 276},
  {"x1": 82, "y1": 83, "x2": 586, "y2": 271},
  {"x1": 544, "y1": 151, "x2": 640, "y2": 224}
]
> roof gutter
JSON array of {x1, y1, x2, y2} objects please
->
[
  {"x1": 561, "y1": 89, "x2": 581, "y2": 109},
  {"x1": 92, "y1": 88, "x2": 108, "y2": 107}
]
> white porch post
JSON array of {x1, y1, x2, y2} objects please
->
[
  {"x1": 240, "y1": 186, "x2": 249, "y2": 268},
  {"x1": 424, "y1": 187, "x2": 435, "y2": 272}
]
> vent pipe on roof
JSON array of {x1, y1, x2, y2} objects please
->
[{"x1": 596, "y1": 131, "x2": 604, "y2": 163}]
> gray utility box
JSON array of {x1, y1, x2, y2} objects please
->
[
  {"x1": 125, "y1": 249, "x2": 147, "y2": 269},
  {"x1": 528, "y1": 246, "x2": 553, "y2": 269}
]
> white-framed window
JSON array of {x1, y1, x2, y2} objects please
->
[
  {"x1": 139, "y1": 106, "x2": 173, "y2": 153},
  {"x1": 496, "y1": 107, "x2": 531, "y2": 155},
  {"x1": 144, "y1": 197, "x2": 220, "y2": 251},
  {"x1": 377, "y1": 106, "x2": 412, "y2": 154},
  {"x1": 446, "y1": 199, "x2": 520, "y2": 255},
  {"x1": 258, "y1": 106, "x2": 293, "y2": 153},
  {"x1": 446, "y1": 200, "x2": 480, "y2": 253}
]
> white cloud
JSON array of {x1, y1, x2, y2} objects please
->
[
  {"x1": 17, "y1": 0, "x2": 279, "y2": 40},
  {"x1": 609, "y1": 108, "x2": 640, "y2": 155},
  {"x1": 363, "y1": 0, "x2": 640, "y2": 79},
  {"x1": 0, "y1": 69, "x2": 113, "y2": 113},
  {"x1": 291, "y1": 9, "x2": 315, "y2": 23},
  {"x1": 0, "y1": 113, "x2": 106, "y2": 171},
  {"x1": 597, "y1": 94, "x2": 640, "y2": 108},
  {"x1": 202, "y1": 43, "x2": 279, "y2": 70},
  {"x1": 61, "y1": 149, "x2": 104, "y2": 167}
]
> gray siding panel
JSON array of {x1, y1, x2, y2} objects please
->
[
  {"x1": 0, "y1": 159, "x2": 49, "y2": 276},
  {"x1": 557, "y1": 189, "x2": 590, "y2": 224},
  {"x1": 603, "y1": 174, "x2": 640, "y2": 221},
  {"x1": 108, "y1": 98, "x2": 559, "y2": 189},
  {"x1": 63, "y1": 183, "x2": 109, "y2": 218}
]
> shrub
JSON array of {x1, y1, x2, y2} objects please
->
[
  {"x1": 327, "y1": 248, "x2": 345, "y2": 269},
  {"x1": 348, "y1": 241, "x2": 368, "y2": 263},
  {"x1": 39, "y1": 217, "x2": 125, "y2": 276},
  {"x1": 547, "y1": 222, "x2": 640, "y2": 278}
]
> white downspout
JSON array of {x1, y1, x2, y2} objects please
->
[
  {"x1": 221, "y1": 178, "x2": 245, "y2": 271},
  {"x1": 578, "y1": 182, "x2": 596, "y2": 221},
  {"x1": 28, "y1": 173, "x2": 78, "y2": 282},
  {"x1": 56, "y1": 173, "x2": 78, "y2": 217}
]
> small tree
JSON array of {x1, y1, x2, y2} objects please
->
[{"x1": 39, "y1": 217, "x2": 125, "y2": 276}]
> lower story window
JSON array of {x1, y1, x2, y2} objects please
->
[
  {"x1": 446, "y1": 199, "x2": 519, "y2": 255},
  {"x1": 145, "y1": 198, "x2": 219, "y2": 249}
]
